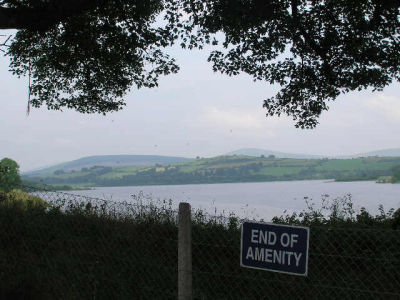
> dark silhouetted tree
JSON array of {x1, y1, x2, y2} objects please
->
[{"x1": 1, "y1": 0, "x2": 400, "y2": 127}]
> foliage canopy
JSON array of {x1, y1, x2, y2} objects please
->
[
  {"x1": 0, "y1": 158, "x2": 22, "y2": 192},
  {"x1": 1, "y1": 0, "x2": 400, "y2": 127}
]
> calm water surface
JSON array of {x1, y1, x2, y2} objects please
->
[{"x1": 71, "y1": 180, "x2": 400, "y2": 221}]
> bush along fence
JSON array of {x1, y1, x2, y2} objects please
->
[{"x1": 0, "y1": 186, "x2": 399, "y2": 299}]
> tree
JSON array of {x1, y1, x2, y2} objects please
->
[
  {"x1": 0, "y1": 158, "x2": 22, "y2": 192},
  {"x1": 1, "y1": 0, "x2": 400, "y2": 128},
  {"x1": 392, "y1": 165, "x2": 400, "y2": 183},
  {"x1": 53, "y1": 169, "x2": 65, "y2": 175},
  {"x1": 181, "y1": 0, "x2": 400, "y2": 128},
  {"x1": 1, "y1": 0, "x2": 179, "y2": 114}
]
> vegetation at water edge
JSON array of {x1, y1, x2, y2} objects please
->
[{"x1": 0, "y1": 190, "x2": 399, "y2": 298}]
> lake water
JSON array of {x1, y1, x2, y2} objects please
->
[{"x1": 70, "y1": 180, "x2": 400, "y2": 221}]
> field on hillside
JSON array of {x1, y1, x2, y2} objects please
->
[{"x1": 22, "y1": 155, "x2": 400, "y2": 187}]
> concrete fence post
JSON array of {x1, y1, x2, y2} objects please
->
[{"x1": 178, "y1": 202, "x2": 192, "y2": 300}]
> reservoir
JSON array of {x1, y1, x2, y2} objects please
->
[{"x1": 70, "y1": 180, "x2": 400, "y2": 221}]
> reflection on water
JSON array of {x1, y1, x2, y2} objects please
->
[{"x1": 69, "y1": 180, "x2": 400, "y2": 221}]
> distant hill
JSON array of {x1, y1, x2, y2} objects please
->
[
  {"x1": 351, "y1": 148, "x2": 400, "y2": 158},
  {"x1": 24, "y1": 155, "x2": 400, "y2": 187},
  {"x1": 226, "y1": 148, "x2": 324, "y2": 159},
  {"x1": 24, "y1": 155, "x2": 193, "y2": 176},
  {"x1": 227, "y1": 148, "x2": 400, "y2": 159},
  {"x1": 24, "y1": 148, "x2": 400, "y2": 178}
]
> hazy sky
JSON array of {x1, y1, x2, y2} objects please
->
[{"x1": 1, "y1": 31, "x2": 400, "y2": 171}]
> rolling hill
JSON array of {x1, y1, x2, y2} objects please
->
[
  {"x1": 23, "y1": 155, "x2": 400, "y2": 187},
  {"x1": 226, "y1": 148, "x2": 324, "y2": 159},
  {"x1": 24, "y1": 155, "x2": 193, "y2": 176},
  {"x1": 354, "y1": 148, "x2": 400, "y2": 158},
  {"x1": 226, "y1": 148, "x2": 400, "y2": 159},
  {"x1": 25, "y1": 147, "x2": 400, "y2": 177}
]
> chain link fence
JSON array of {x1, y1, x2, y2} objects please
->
[
  {"x1": 0, "y1": 186, "x2": 399, "y2": 299},
  {"x1": 0, "y1": 187, "x2": 179, "y2": 299},
  {"x1": 191, "y1": 215, "x2": 400, "y2": 299}
]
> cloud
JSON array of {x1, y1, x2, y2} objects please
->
[
  {"x1": 54, "y1": 138, "x2": 73, "y2": 147},
  {"x1": 202, "y1": 106, "x2": 291, "y2": 130},
  {"x1": 203, "y1": 106, "x2": 265, "y2": 130},
  {"x1": 365, "y1": 94, "x2": 400, "y2": 122}
]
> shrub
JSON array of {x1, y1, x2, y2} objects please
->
[
  {"x1": 0, "y1": 189, "x2": 47, "y2": 210},
  {"x1": 272, "y1": 194, "x2": 400, "y2": 229}
]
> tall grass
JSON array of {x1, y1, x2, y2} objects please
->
[{"x1": 0, "y1": 190, "x2": 399, "y2": 299}]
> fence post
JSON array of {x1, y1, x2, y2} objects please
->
[{"x1": 178, "y1": 202, "x2": 192, "y2": 300}]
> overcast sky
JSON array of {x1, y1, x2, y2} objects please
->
[{"x1": 1, "y1": 32, "x2": 400, "y2": 172}]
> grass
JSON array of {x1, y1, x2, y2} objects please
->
[
  {"x1": 258, "y1": 166, "x2": 303, "y2": 176},
  {"x1": 0, "y1": 191, "x2": 178, "y2": 299},
  {"x1": 98, "y1": 166, "x2": 143, "y2": 179},
  {"x1": 315, "y1": 158, "x2": 396, "y2": 171}
]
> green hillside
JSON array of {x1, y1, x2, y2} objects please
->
[
  {"x1": 226, "y1": 148, "x2": 400, "y2": 159},
  {"x1": 225, "y1": 148, "x2": 323, "y2": 159},
  {"x1": 24, "y1": 155, "x2": 193, "y2": 176},
  {"x1": 356, "y1": 148, "x2": 400, "y2": 158},
  {"x1": 23, "y1": 155, "x2": 400, "y2": 187}
]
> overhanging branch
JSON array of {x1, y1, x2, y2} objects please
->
[
  {"x1": 0, "y1": 34, "x2": 12, "y2": 52},
  {"x1": 0, "y1": 0, "x2": 108, "y2": 31}
]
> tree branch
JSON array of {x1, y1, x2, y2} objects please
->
[
  {"x1": 0, "y1": 34, "x2": 11, "y2": 52},
  {"x1": 0, "y1": 0, "x2": 107, "y2": 31},
  {"x1": 290, "y1": 0, "x2": 326, "y2": 59}
]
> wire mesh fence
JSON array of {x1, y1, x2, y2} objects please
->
[
  {"x1": 191, "y1": 215, "x2": 400, "y2": 299},
  {"x1": 0, "y1": 186, "x2": 179, "y2": 299},
  {"x1": 0, "y1": 186, "x2": 399, "y2": 299}
]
